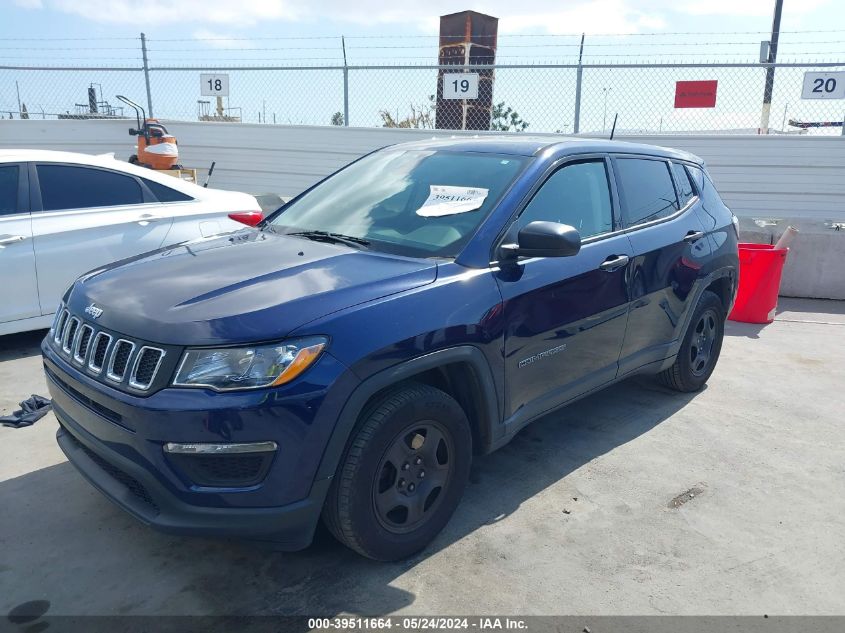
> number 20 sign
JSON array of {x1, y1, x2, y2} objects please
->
[
  {"x1": 801, "y1": 72, "x2": 845, "y2": 100},
  {"x1": 443, "y1": 73, "x2": 479, "y2": 100},
  {"x1": 201, "y1": 73, "x2": 230, "y2": 97}
]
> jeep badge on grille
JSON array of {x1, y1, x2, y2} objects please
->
[{"x1": 84, "y1": 303, "x2": 104, "y2": 319}]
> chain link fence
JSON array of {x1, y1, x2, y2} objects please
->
[{"x1": 2, "y1": 54, "x2": 844, "y2": 135}]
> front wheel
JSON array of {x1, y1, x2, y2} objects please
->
[
  {"x1": 322, "y1": 382, "x2": 472, "y2": 561},
  {"x1": 658, "y1": 290, "x2": 725, "y2": 392}
]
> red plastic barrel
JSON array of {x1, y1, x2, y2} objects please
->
[{"x1": 728, "y1": 243, "x2": 789, "y2": 324}]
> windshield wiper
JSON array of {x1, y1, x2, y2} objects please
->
[{"x1": 286, "y1": 230, "x2": 370, "y2": 249}]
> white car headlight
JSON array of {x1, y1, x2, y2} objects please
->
[{"x1": 173, "y1": 336, "x2": 327, "y2": 391}]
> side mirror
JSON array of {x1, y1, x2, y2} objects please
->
[{"x1": 500, "y1": 221, "x2": 581, "y2": 260}]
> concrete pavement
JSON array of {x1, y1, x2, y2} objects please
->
[{"x1": 1, "y1": 298, "x2": 844, "y2": 616}]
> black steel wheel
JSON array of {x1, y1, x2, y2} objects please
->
[
  {"x1": 689, "y1": 308, "x2": 719, "y2": 377},
  {"x1": 322, "y1": 382, "x2": 472, "y2": 561},
  {"x1": 373, "y1": 420, "x2": 454, "y2": 534},
  {"x1": 658, "y1": 290, "x2": 725, "y2": 392}
]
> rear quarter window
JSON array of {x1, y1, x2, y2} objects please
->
[
  {"x1": 615, "y1": 157, "x2": 679, "y2": 227},
  {"x1": 142, "y1": 178, "x2": 194, "y2": 203},
  {"x1": 688, "y1": 165, "x2": 727, "y2": 206},
  {"x1": 672, "y1": 162, "x2": 696, "y2": 207}
]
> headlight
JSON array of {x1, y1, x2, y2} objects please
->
[{"x1": 173, "y1": 336, "x2": 327, "y2": 391}]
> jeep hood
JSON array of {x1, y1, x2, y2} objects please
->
[{"x1": 67, "y1": 230, "x2": 437, "y2": 345}]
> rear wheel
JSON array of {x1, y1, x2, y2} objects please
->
[
  {"x1": 322, "y1": 382, "x2": 472, "y2": 561},
  {"x1": 658, "y1": 290, "x2": 725, "y2": 392}
]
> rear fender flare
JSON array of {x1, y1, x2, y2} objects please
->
[{"x1": 668, "y1": 267, "x2": 737, "y2": 359}]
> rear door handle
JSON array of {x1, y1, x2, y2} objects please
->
[
  {"x1": 683, "y1": 230, "x2": 705, "y2": 243},
  {"x1": 0, "y1": 234, "x2": 26, "y2": 247},
  {"x1": 136, "y1": 214, "x2": 162, "y2": 225},
  {"x1": 599, "y1": 254, "x2": 630, "y2": 272}
]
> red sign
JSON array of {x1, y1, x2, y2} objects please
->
[{"x1": 674, "y1": 80, "x2": 718, "y2": 108}]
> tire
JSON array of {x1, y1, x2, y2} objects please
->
[
  {"x1": 322, "y1": 381, "x2": 472, "y2": 561},
  {"x1": 658, "y1": 290, "x2": 725, "y2": 392}
]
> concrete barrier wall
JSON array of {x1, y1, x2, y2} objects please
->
[
  {"x1": 1, "y1": 119, "x2": 843, "y2": 298},
  {"x1": 3, "y1": 120, "x2": 844, "y2": 218}
]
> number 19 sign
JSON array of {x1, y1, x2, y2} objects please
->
[
  {"x1": 801, "y1": 72, "x2": 845, "y2": 100},
  {"x1": 201, "y1": 73, "x2": 230, "y2": 97},
  {"x1": 443, "y1": 73, "x2": 479, "y2": 100}
]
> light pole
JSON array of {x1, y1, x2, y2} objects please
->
[{"x1": 602, "y1": 87, "x2": 611, "y2": 132}]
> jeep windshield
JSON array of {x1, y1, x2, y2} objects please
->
[{"x1": 268, "y1": 149, "x2": 528, "y2": 258}]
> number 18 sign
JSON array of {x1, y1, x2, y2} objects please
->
[
  {"x1": 801, "y1": 72, "x2": 845, "y2": 100},
  {"x1": 201, "y1": 73, "x2": 230, "y2": 97},
  {"x1": 443, "y1": 73, "x2": 479, "y2": 100}
]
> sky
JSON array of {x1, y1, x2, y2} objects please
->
[
  {"x1": 1, "y1": 0, "x2": 844, "y2": 133},
  {"x1": 2, "y1": 0, "x2": 844, "y2": 61}
]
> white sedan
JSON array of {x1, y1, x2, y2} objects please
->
[{"x1": 0, "y1": 150, "x2": 262, "y2": 336}]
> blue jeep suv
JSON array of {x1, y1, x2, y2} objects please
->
[{"x1": 43, "y1": 137, "x2": 738, "y2": 560}]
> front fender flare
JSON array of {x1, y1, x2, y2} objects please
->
[{"x1": 313, "y1": 345, "x2": 500, "y2": 486}]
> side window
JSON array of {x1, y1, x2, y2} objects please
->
[
  {"x1": 142, "y1": 178, "x2": 194, "y2": 203},
  {"x1": 672, "y1": 162, "x2": 695, "y2": 207},
  {"x1": 519, "y1": 160, "x2": 613, "y2": 239},
  {"x1": 37, "y1": 165, "x2": 143, "y2": 211},
  {"x1": 0, "y1": 165, "x2": 20, "y2": 215},
  {"x1": 616, "y1": 158, "x2": 679, "y2": 227}
]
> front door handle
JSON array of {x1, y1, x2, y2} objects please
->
[
  {"x1": 599, "y1": 254, "x2": 630, "y2": 272},
  {"x1": 0, "y1": 234, "x2": 26, "y2": 247},
  {"x1": 683, "y1": 230, "x2": 705, "y2": 243}
]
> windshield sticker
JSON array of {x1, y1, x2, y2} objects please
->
[{"x1": 416, "y1": 185, "x2": 489, "y2": 217}]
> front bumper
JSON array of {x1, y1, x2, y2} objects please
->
[
  {"x1": 56, "y1": 419, "x2": 328, "y2": 548},
  {"x1": 43, "y1": 339, "x2": 358, "y2": 549}
]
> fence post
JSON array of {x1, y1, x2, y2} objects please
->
[
  {"x1": 140, "y1": 32, "x2": 154, "y2": 118},
  {"x1": 573, "y1": 33, "x2": 584, "y2": 135},
  {"x1": 342, "y1": 36, "x2": 350, "y2": 127},
  {"x1": 759, "y1": 0, "x2": 783, "y2": 134}
]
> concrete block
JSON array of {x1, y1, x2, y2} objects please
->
[
  {"x1": 738, "y1": 218, "x2": 845, "y2": 300},
  {"x1": 779, "y1": 229, "x2": 845, "y2": 300}
]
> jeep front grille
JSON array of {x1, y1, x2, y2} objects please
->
[
  {"x1": 51, "y1": 308, "x2": 166, "y2": 392},
  {"x1": 107, "y1": 340, "x2": 135, "y2": 383},
  {"x1": 62, "y1": 317, "x2": 80, "y2": 354},
  {"x1": 53, "y1": 309, "x2": 69, "y2": 344},
  {"x1": 129, "y1": 347, "x2": 165, "y2": 390},
  {"x1": 73, "y1": 325, "x2": 94, "y2": 364},
  {"x1": 88, "y1": 332, "x2": 112, "y2": 373}
]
